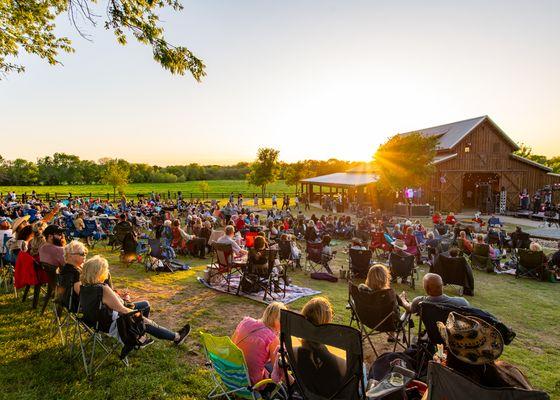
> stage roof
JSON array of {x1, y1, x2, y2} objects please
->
[{"x1": 300, "y1": 172, "x2": 378, "y2": 187}]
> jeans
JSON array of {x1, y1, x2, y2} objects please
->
[{"x1": 133, "y1": 301, "x2": 176, "y2": 341}]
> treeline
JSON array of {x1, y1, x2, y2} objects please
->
[
  {"x1": 0, "y1": 153, "x2": 359, "y2": 186},
  {"x1": 515, "y1": 144, "x2": 560, "y2": 173}
]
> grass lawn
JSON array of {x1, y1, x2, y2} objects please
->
[
  {"x1": 0, "y1": 180, "x2": 295, "y2": 198},
  {"x1": 1, "y1": 237, "x2": 559, "y2": 400}
]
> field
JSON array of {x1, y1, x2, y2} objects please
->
[
  {"x1": 0, "y1": 180, "x2": 295, "y2": 199},
  {"x1": 0, "y1": 210, "x2": 559, "y2": 399}
]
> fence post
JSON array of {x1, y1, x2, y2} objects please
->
[{"x1": 55, "y1": 192, "x2": 58, "y2": 200}]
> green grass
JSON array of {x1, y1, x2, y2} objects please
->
[
  {"x1": 0, "y1": 180, "x2": 294, "y2": 198},
  {"x1": 1, "y1": 237, "x2": 559, "y2": 399}
]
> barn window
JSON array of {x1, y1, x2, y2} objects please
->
[
  {"x1": 464, "y1": 142, "x2": 471, "y2": 153},
  {"x1": 493, "y1": 142, "x2": 500, "y2": 153}
]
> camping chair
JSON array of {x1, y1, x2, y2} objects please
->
[
  {"x1": 75, "y1": 284, "x2": 131, "y2": 379},
  {"x1": 426, "y1": 362, "x2": 549, "y2": 400},
  {"x1": 278, "y1": 240, "x2": 298, "y2": 271},
  {"x1": 415, "y1": 301, "x2": 516, "y2": 378},
  {"x1": 80, "y1": 219, "x2": 104, "y2": 248},
  {"x1": 51, "y1": 268, "x2": 81, "y2": 348},
  {"x1": 388, "y1": 252, "x2": 417, "y2": 289},
  {"x1": 431, "y1": 253, "x2": 474, "y2": 296},
  {"x1": 144, "y1": 238, "x2": 175, "y2": 273},
  {"x1": 39, "y1": 262, "x2": 59, "y2": 315},
  {"x1": 210, "y1": 242, "x2": 243, "y2": 292},
  {"x1": 237, "y1": 249, "x2": 285, "y2": 301},
  {"x1": 516, "y1": 249, "x2": 545, "y2": 280},
  {"x1": 1, "y1": 236, "x2": 17, "y2": 296},
  {"x1": 304, "y1": 241, "x2": 332, "y2": 274},
  {"x1": 110, "y1": 222, "x2": 134, "y2": 251},
  {"x1": 244, "y1": 231, "x2": 259, "y2": 248},
  {"x1": 470, "y1": 243, "x2": 494, "y2": 273},
  {"x1": 348, "y1": 248, "x2": 372, "y2": 279},
  {"x1": 369, "y1": 232, "x2": 391, "y2": 259},
  {"x1": 348, "y1": 283, "x2": 409, "y2": 357},
  {"x1": 200, "y1": 332, "x2": 287, "y2": 400},
  {"x1": 64, "y1": 215, "x2": 78, "y2": 241},
  {"x1": 487, "y1": 229, "x2": 503, "y2": 250},
  {"x1": 279, "y1": 309, "x2": 366, "y2": 400}
]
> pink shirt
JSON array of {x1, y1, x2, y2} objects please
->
[{"x1": 232, "y1": 317, "x2": 277, "y2": 385}]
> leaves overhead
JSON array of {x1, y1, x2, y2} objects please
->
[
  {"x1": 0, "y1": 0, "x2": 205, "y2": 79},
  {"x1": 373, "y1": 132, "x2": 439, "y2": 191}
]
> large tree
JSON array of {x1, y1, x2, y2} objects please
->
[
  {"x1": 284, "y1": 161, "x2": 313, "y2": 193},
  {"x1": 102, "y1": 159, "x2": 129, "y2": 200},
  {"x1": 246, "y1": 148, "x2": 280, "y2": 204},
  {"x1": 373, "y1": 132, "x2": 439, "y2": 191},
  {"x1": 0, "y1": 0, "x2": 205, "y2": 79}
]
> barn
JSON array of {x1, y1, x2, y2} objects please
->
[{"x1": 409, "y1": 115, "x2": 560, "y2": 213}]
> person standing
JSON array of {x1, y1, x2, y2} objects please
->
[
  {"x1": 272, "y1": 194, "x2": 277, "y2": 208},
  {"x1": 253, "y1": 194, "x2": 259, "y2": 207}
]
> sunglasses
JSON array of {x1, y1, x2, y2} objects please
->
[{"x1": 71, "y1": 252, "x2": 87, "y2": 257}]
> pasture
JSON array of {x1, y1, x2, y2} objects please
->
[{"x1": 0, "y1": 180, "x2": 295, "y2": 199}]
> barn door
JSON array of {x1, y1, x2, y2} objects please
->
[
  {"x1": 501, "y1": 172, "x2": 523, "y2": 210},
  {"x1": 441, "y1": 173, "x2": 462, "y2": 212}
]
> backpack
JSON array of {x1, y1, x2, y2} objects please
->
[{"x1": 116, "y1": 310, "x2": 148, "y2": 359}]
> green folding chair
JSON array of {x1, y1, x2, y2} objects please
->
[{"x1": 200, "y1": 332, "x2": 286, "y2": 400}]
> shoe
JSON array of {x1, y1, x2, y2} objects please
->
[
  {"x1": 174, "y1": 323, "x2": 191, "y2": 346},
  {"x1": 138, "y1": 337, "x2": 155, "y2": 349}
]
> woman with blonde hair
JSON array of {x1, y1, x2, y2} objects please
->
[
  {"x1": 74, "y1": 255, "x2": 191, "y2": 345},
  {"x1": 57, "y1": 240, "x2": 88, "y2": 312},
  {"x1": 361, "y1": 264, "x2": 392, "y2": 292},
  {"x1": 232, "y1": 301, "x2": 287, "y2": 385}
]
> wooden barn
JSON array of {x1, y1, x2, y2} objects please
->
[{"x1": 408, "y1": 115, "x2": 560, "y2": 213}]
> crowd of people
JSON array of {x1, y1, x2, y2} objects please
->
[{"x1": 1, "y1": 192, "x2": 558, "y2": 399}]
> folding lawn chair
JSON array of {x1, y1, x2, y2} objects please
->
[
  {"x1": 144, "y1": 238, "x2": 175, "y2": 273},
  {"x1": 369, "y1": 232, "x2": 391, "y2": 259},
  {"x1": 244, "y1": 231, "x2": 258, "y2": 248},
  {"x1": 38, "y1": 262, "x2": 59, "y2": 315},
  {"x1": 426, "y1": 362, "x2": 549, "y2": 400},
  {"x1": 278, "y1": 240, "x2": 298, "y2": 271},
  {"x1": 237, "y1": 249, "x2": 285, "y2": 301},
  {"x1": 348, "y1": 248, "x2": 372, "y2": 279},
  {"x1": 209, "y1": 242, "x2": 243, "y2": 292},
  {"x1": 304, "y1": 241, "x2": 332, "y2": 274},
  {"x1": 431, "y1": 253, "x2": 474, "y2": 296},
  {"x1": 415, "y1": 301, "x2": 515, "y2": 378},
  {"x1": 80, "y1": 219, "x2": 104, "y2": 248},
  {"x1": 200, "y1": 332, "x2": 287, "y2": 400},
  {"x1": 1, "y1": 236, "x2": 17, "y2": 297},
  {"x1": 279, "y1": 310, "x2": 366, "y2": 400},
  {"x1": 516, "y1": 249, "x2": 546, "y2": 280},
  {"x1": 470, "y1": 243, "x2": 494, "y2": 273},
  {"x1": 388, "y1": 252, "x2": 417, "y2": 289},
  {"x1": 348, "y1": 282, "x2": 409, "y2": 357},
  {"x1": 75, "y1": 284, "x2": 131, "y2": 379}
]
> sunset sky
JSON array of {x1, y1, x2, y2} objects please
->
[{"x1": 1, "y1": 0, "x2": 559, "y2": 165}]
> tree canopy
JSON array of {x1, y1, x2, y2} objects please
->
[
  {"x1": 246, "y1": 148, "x2": 280, "y2": 203},
  {"x1": 0, "y1": 0, "x2": 205, "y2": 79},
  {"x1": 514, "y1": 143, "x2": 560, "y2": 173},
  {"x1": 373, "y1": 132, "x2": 439, "y2": 191}
]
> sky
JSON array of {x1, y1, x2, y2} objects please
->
[{"x1": 1, "y1": 0, "x2": 559, "y2": 165}]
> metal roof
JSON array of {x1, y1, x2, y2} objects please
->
[
  {"x1": 510, "y1": 154, "x2": 552, "y2": 172},
  {"x1": 401, "y1": 115, "x2": 519, "y2": 151},
  {"x1": 300, "y1": 172, "x2": 378, "y2": 187}
]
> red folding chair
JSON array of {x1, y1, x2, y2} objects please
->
[
  {"x1": 210, "y1": 242, "x2": 243, "y2": 292},
  {"x1": 244, "y1": 231, "x2": 258, "y2": 248},
  {"x1": 370, "y1": 231, "x2": 391, "y2": 259}
]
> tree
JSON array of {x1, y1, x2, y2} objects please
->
[
  {"x1": 102, "y1": 159, "x2": 129, "y2": 201},
  {"x1": 0, "y1": 0, "x2": 205, "y2": 80},
  {"x1": 374, "y1": 132, "x2": 438, "y2": 191},
  {"x1": 284, "y1": 161, "x2": 313, "y2": 193},
  {"x1": 514, "y1": 143, "x2": 548, "y2": 165},
  {"x1": 6, "y1": 158, "x2": 39, "y2": 185},
  {"x1": 198, "y1": 181, "x2": 209, "y2": 197},
  {"x1": 246, "y1": 148, "x2": 280, "y2": 204}
]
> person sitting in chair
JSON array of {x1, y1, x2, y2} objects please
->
[
  {"x1": 434, "y1": 312, "x2": 533, "y2": 390},
  {"x1": 231, "y1": 302, "x2": 287, "y2": 386},
  {"x1": 399, "y1": 273, "x2": 469, "y2": 314},
  {"x1": 359, "y1": 264, "x2": 401, "y2": 315},
  {"x1": 321, "y1": 235, "x2": 335, "y2": 274},
  {"x1": 217, "y1": 225, "x2": 248, "y2": 257},
  {"x1": 389, "y1": 239, "x2": 413, "y2": 284},
  {"x1": 294, "y1": 297, "x2": 346, "y2": 398},
  {"x1": 548, "y1": 241, "x2": 560, "y2": 281},
  {"x1": 458, "y1": 230, "x2": 473, "y2": 255},
  {"x1": 445, "y1": 212, "x2": 457, "y2": 226},
  {"x1": 74, "y1": 255, "x2": 191, "y2": 345},
  {"x1": 73, "y1": 211, "x2": 85, "y2": 234},
  {"x1": 57, "y1": 240, "x2": 89, "y2": 313},
  {"x1": 487, "y1": 214, "x2": 503, "y2": 227}
]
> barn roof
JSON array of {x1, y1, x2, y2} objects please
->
[
  {"x1": 300, "y1": 172, "x2": 378, "y2": 187},
  {"x1": 401, "y1": 115, "x2": 520, "y2": 151},
  {"x1": 510, "y1": 154, "x2": 552, "y2": 172}
]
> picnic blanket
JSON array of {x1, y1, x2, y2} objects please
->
[{"x1": 197, "y1": 275, "x2": 321, "y2": 305}]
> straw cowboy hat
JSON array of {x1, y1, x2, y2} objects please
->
[
  {"x1": 392, "y1": 238, "x2": 407, "y2": 251},
  {"x1": 11, "y1": 215, "x2": 30, "y2": 232},
  {"x1": 437, "y1": 312, "x2": 504, "y2": 365}
]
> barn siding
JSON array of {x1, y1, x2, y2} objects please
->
[{"x1": 426, "y1": 120, "x2": 560, "y2": 212}]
